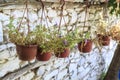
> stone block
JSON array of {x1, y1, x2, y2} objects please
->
[
  {"x1": 43, "y1": 69, "x2": 58, "y2": 80},
  {"x1": 0, "y1": 43, "x2": 16, "y2": 60},
  {"x1": 0, "y1": 21, "x2": 3, "y2": 42},
  {"x1": 69, "y1": 52, "x2": 75, "y2": 59},
  {"x1": 69, "y1": 63, "x2": 77, "y2": 73},
  {"x1": 48, "y1": 9, "x2": 57, "y2": 17},
  {"x1": 78, "y1": 66, "x2": 85, "y2": 72},
  {"x1": 78, "y1": 56, "x2": 85, "y2": 66},
  {"x1": 37, "y1": 66, "x2": 45, "y2": 76},
  {"x1": 11, "y1": 10, "x2": 24, "y2": 18},
  {"x1": 28, "y1": 12, "x2": 38, "y2": 23},
  {"x1": 78, "y1": 67, "x2": 91, "y2": 79},
  {"x1": 45, "y1": 62, "x2": 53, "y2": 71},
  {"x1": 57, "y1": 69, "x2": 67, "y2": 80},
  {"x1": 20, "y1": 72, "x2": 35, "y2": 80},
  {"x1": 63, "y1": 76, "x2": 70, "y2": 80},
  {"x1": 3, "y1": 20, "x2": 10, "y2": 26},
  {"x1": 53, "y1": 60, "x2": 64, "y2": 68},
  {"x1": 0, "y1": 58, "x2": 20, "y2": 77},
  {"x1": 74, "y1": 52, "x2": 80, "y2": 59},
  {"x1": 38, "y1": 9, "x2": 47, "y2": 19},
  {"x1": 3, "y1": 10, "x2": 11, "y2": 15},
  {"x1": 0, "y1": 50, "x2": 10, "y2": 60},
  {"x1": 59, "y1": 63, "x2": 68, "y2": 71},
  {"x1": 20, "y1": 61, "x2": 28, "y2": 67},
  {"x1": 70, "y1": 11, "x2": 77, "y2": 24},
  {"x1": 70, "y1": 68, "x2": 78, "y2": 80},
  {"x1": 0, "y1": 13, "x2": 9, "y2": 21}
]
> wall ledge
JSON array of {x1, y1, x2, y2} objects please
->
[{"x1": 0, "y1": 0, "x2": 106, "y2": 8}]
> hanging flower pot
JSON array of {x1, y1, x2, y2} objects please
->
[
  {"x1": 36, "y1": 48, "x2": 51, "y2": 61},
  {"x1": 55, "y1": 48, "x2": 70, "y2": 58},
  {"x1": 98, "y1": 34, "x2": 110, "y2": 46},
  {"x1": 110, "y1": 25, "x2": 120, "y2": 41},
  {"x1": 78, "y1": 39, "x2": 92, "y2": 53},
  {"x1": 16, "y1": 45, "x2": 37, "y2": 61},
  {"x1": 101, "y1": 35, "x2": 111, "y2": 46},
  {"x1": 36, "y1": 52, "x2": 51, "y2": 61}
]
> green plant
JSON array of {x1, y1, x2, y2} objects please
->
[
  {"x1": 8, "y1": 18, "x2": 37, "y2": 45},
  {"x1": 35, "y1": 25, "x2": 55, "y2": 53},
  {"x1": 52, "y1": 27, "x2": 83, "y2": 54},
  {"x1": 100, "y1": 72, "x2": 106, "y2": 80},
  {"x1": 108, "y1": 0, "x2": 120, "y2": 15},
  {"x1": 96, "y1": 18, "x2": 110, "y2": 36}
]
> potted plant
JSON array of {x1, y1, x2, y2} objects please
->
[
  {"x1": 110, "y1": 25, "x2": 120, "y2": 41},
  {"x1": 77, "y1": 31, "x2": 93, "y2": 53},
  {"x1": 96, "y1": 19, "x2": 111, "y2": 46},
  {"x1": 8, "y1": 18, "x2": 37, "y2": 61},
  {"x1": 36, "y1": 41, "x2": 53, "y2": 61},
  {"x1": 35, "y1": 26, "x2": 53, "y2": 61},
  {"x1": 54, "y1": 30, "x2": 77, "y2": 58}
]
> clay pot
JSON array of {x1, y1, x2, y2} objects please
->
[
  {"x1": 16, "y1": 45, "x2": 37, "y2": 61},
  {"x1": 36, "y1": 52, "x2": 51, "y2": 61},
  {"x1": 36, "y1": 48, "x2": 52, "y2": 61},
  {"x1": 102, "y1": 36, "x2": 110, "y2": 46},
  {"x1": 78, "y1": 39, "x2": 92, "y2": 53},
  {"x1": 55, "y1": 48, "x2": 70, "y2": 58},
  {"x1": 98, "y1": 34, "x2": 110, "y2": 46}
]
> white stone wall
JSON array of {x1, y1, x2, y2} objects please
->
[
  {"x1": 0, "y1": 2, "x2": 118, "y2": 80},
  {"x1": 0, "y1": 21, "x2": 3, "y2": 43}
]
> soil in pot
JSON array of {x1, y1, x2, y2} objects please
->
[
  {"x1": 78, "y1": 39, "x2": 92, "y2": 53},
  {"x1": 55, "y1": 48, "x2": 70, "y2": 58},
  {"x1": 16, "y1": 45, "x2": 37, "y2": 61}
]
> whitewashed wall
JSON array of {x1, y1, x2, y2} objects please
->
[
  {"x1": 0, "y1": 1, "x2": 118, "y2": 80},
  {"x1": 0, "y1": 22, "x2": 3, "y2": 42}
]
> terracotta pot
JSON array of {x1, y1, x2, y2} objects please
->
[
  {"x1": 16, "y1": 45, "x2": 37, "y2": 61},
  {"x1": 55, "y1": 48, "x2": 70, "y2": 58},
  {"x1": 97, "y1": 34, "x2": 110, "y2": 46},
  {"x1": 102, "y1": 36, "x2": 110, "y2": 46},
  {"x1": 78, "y1": 39, "x2": 92, "y2": 53},
  {"x1": 36, "y1": 51, "x2": 51, "y2": 61}
]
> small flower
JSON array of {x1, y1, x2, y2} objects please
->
[{"x1": 63, "y1": 40, "x2": 68, "y2": 46}]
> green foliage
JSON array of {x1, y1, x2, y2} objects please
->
[
  {"x1": 36, "y1": 25, "x2": 55, "y2": 53},
  {"x1": 8, "y1": 18, "x2": 37, "y2": 45},
  {"x1": 7, "y1": 18, "x2": 91, "y2": 54},
  {"x1": 100, "y1": 72, "x2": 106, "y2": 80},
  {"x1": 108, "y1": 0, "x2": 120, "y2": 15},
  {"x1": 52, "y1": 27, "x2": 90, "y2": 53}
]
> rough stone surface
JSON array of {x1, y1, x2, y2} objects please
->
[{"x1": 0, "y1": 1, "x2": 118, "y2": 80}]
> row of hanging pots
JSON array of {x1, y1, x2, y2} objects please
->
[
  {"x1": 16, "y1": 34, "x2": 111, "y2": 61},
  {"x1": 77, "y1": 35, "x2": 111, "y2": 53},
  {"x1": 16, "y1": 45, "x2": 70, "y2": 61}
]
